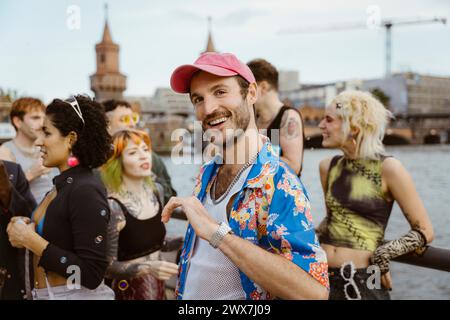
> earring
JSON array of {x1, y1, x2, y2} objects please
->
[{"x1": 67, "y1": 151, "x2": 79, "y2": 167}]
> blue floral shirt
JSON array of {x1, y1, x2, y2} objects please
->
[{"x1": 176, "y1": 139, "x2": 329, "y2": 300}]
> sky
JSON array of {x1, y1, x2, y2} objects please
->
[{"x1": 1, "y1": 0, "x2": 449, "y2": 103}]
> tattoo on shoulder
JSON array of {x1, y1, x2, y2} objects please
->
[
  {"x1": 109, "y1": 199, "x2": 125, "y2": 221},
  {"x1": 281, "y1": 113, "x2": 301, "y2": 140}
]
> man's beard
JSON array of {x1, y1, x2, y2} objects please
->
[{"x1": 202, "y1": 101, "x2": 251, "y2": 149}]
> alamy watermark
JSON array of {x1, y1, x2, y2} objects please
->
[
  {"x1": 66, "y1": 265, "x2": 81, "y2": 290},
  {"x1": 170, "y1": 121, "x2": 283, "y2": 165},
  {"x1": 366, "y1": 5, "x2": 382, "y2": 30},
  {"x1": 66, "y1": 5, "x2": 81, "y2": 30},
  {"x1": 338, "y1": 261, "x2": 382, "y2": 300}
]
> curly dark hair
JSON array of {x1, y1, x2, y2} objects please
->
[{"x1": 46, "y1": 95, "x2": 112, "y2": 168}]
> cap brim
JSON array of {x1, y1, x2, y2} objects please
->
[{"x1": 170, "y1": 64, "x2": 238, "y2": 93}]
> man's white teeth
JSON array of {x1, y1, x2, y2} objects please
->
[{"x1": 209, "y1": 117, "x2": 228, "y2": 126}]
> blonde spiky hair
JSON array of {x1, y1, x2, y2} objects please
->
[{"x1": 331, "y1": 90, "x2": 394, "y2": 160}]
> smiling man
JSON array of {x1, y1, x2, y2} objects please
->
[{"x1": 163, "y1": 52, "x2": 329, "y2": 300}]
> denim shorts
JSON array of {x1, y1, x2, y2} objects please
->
[{"x1": 328, "y1": 264, "x2": 391, "y2": 300}]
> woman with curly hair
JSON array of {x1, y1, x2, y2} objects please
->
[
  {"x1": 316, "y1": 90, "x2": 434, "y2": 300},
  {"x1": 100, "y1": 129, "x2": 178, "y2": 300},
  {"x1": 7, "y1": 95, "x2": 115, "y2": 300}
]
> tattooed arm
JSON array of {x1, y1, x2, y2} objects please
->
[
  {"x1": 105, "y1": 198, "x2": 179, "y2": 281},
  {"x1": 279, "y1": 109, "x2": 304, "y2": 175}
]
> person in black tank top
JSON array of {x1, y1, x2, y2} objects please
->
[
  {"x1": 100, "y1": 129, "x2": 179, "y2": 300},
  {"x1": 247, "y1": 59, "x2": 305, "y2": 176}
]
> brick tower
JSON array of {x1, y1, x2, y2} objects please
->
[{"x1": 90, "y1": 6, "x2": 126, "y2": 101}]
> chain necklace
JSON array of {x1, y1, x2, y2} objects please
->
[{"x1": 211, "y1": 152, "x2": 259, "y2": 205}]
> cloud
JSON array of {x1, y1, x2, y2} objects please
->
[
  {"x1": 169, "y1": 7, "x2": 268, "y2": 28},
  {"x1": 172, "y1": 8, "x2": 204, "y2": 22},
  {"x1": 216, "y1": 8, "x2": 268, "y2": 26}
]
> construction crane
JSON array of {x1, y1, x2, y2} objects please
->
[{"x1": 279, "y1": 17, "x2": 447, "y2": 77}]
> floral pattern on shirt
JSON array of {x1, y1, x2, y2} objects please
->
[{"x1": 176, "y1": 138, "x2": 329, "y2": 300}]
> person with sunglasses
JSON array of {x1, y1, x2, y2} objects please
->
[
  {"x1": 6, "y1": 95, "x2": 115, "y2": 299},
  {"x1": 102, "y1": 99, "x2": 177, "y2": 205},
  {"x1": 316, "y1": 90, "x2": 434, "y2": 300}
]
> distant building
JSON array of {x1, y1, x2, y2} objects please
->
[
  {"x1": 299, "y1": 106, "x2": 325, "y2": 125},
  {"x1": 90, "y1": 15, "x2": 127, "y2": 101},
  {"x1": 281, "y1": 72, "x2": 450, "y2": 116},
  {"x1": 0, "y1": 90, "x2": 13, "y2": 123},
  {"x1": 362, "y1": 72, "x2": 450, "y2": 114},
  {"x1": 279, "y1": 70, "x2": 300, "y2": 92},
  {"x1": 281, "y1": 83, "x2": 338, "y2": 109},
  {"x1": 126, "y1": 96, "x2": 159, "y2": 118},
  {"x1": 152, "y1": 88, "x2": 193, "y2": 117},
  {"x1": 202, "y1": 17, "x2": 216, "y2": 54},
  {"x1": 0, "y1": 89, "x2": 15, "y2": 143}
]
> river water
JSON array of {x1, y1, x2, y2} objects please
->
[{"x1": 161, "y1": 145, "x2": 450, "y2": 300}]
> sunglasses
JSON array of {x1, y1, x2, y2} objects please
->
[
  {"x1": 120, "y1": 113, "x2": 140, "y2": 125},
  {"x1": 64, "y1": 94, "x2": 92, "y2": 126}
]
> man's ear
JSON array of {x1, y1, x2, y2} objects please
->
[
  {"x1": 258, "y1": 80, "x2": 270, "y2": 95},
  {"x1": 12, "y1": 116, "x2": 22, "y2": 130},
  {"x1": 247, "y1": 82, "x2": 258, "y2": 105}
]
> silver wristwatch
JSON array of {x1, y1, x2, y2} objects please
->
[{"x1": 209, "y1": 222, "x2": 232, "y2": 249}]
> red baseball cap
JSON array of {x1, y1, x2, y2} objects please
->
[{"x1": 170, "y1": 52, "x2": 256, "y2": 94}]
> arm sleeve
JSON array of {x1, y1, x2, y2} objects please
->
[
  {"x1": 38, "y1": 184, "x2": 110, "y2": 289},
  {"x1": 266, "y1": 174, "x2": 329, "y2": 289},
  {"x1": 8, "y1": 164, "x2": 37, "y2": 217},
  {"x1": 371, "y1": 229, "x2": 427, "y2": 274}
]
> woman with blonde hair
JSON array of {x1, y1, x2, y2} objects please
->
[
  {"x1": 317, "y1": 90, "x2": 434, "y2": 300},
  {"x1": 100, "y1": 129, "x2": 178, "y2": 300}
]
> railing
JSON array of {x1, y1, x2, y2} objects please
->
[
  {"x1": 392, "y1": 246, "x2": 450, "y2": 272},
  {"x1": 170, "y1": 208, "x2": 450, "y2": 273}
]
